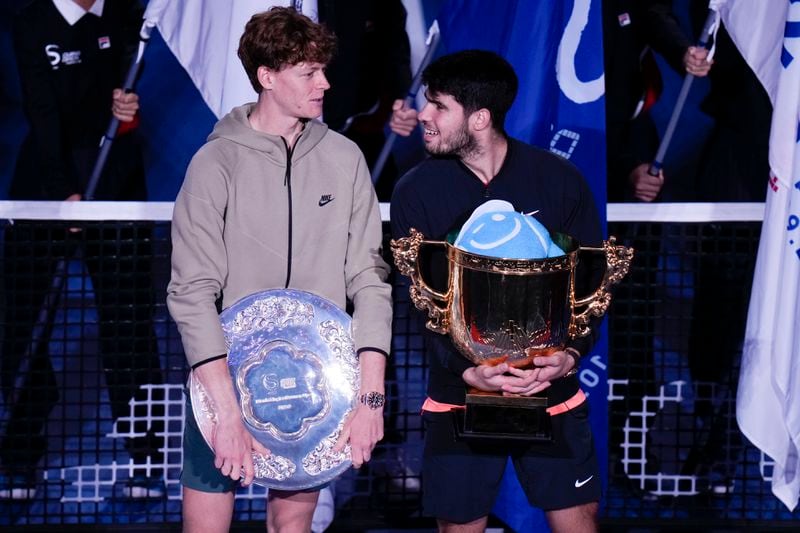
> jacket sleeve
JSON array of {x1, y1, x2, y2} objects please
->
[
  {"x1": 641, "y1": 0, "x2": 693, "y2": 74},
  {"x1": 390, "y1": 174, "x2": 475, "y2": 378},
  {"x1": 167, "y1": 147, "x2": 230, "y2": 367},
  {"x1": 345, "y1": 154, "x2": 393, "y2": 356},
  {"x1": 377, "y1": 0, "x2": 412, "y2": 101}
]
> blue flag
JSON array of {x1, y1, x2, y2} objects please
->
[{"x1": 436, "y1": 1, "x2": 607, "y2": 530}]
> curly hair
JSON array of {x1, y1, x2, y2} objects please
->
[{"x1": 238, "y1": 7, "x2": 337, "y2": 93}]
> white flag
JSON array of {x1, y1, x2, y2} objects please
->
[
  {"x1": 713, "y1": 0, "x2": 800, "y2": 511},
  {"x1": 143, "y1": 0, "x2": 318, "y2": 118}
]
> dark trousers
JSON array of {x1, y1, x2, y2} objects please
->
[
  {"x1": 608, "y1": 222, "x2": 661, "y2": 462},
  {"x1": 0, "y1": 222, "x2": 163, "y2": 474},
  {"x1": 682, "y1": 222, "x2": 758, "y2": 480}
]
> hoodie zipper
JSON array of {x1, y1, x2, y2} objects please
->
[{"x1": 282, "y1": 138, "x2": 295, "y2": 288}]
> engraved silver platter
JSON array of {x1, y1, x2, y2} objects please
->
[{"x1": 189, "y1": 288, "x2": 360, "y2": 490}]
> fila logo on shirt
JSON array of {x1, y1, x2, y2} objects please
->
[{"x1": 45, "y1": 44, "x2": 81, "y2": 69}]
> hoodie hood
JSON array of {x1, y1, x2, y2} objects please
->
[{"x1": 207, "y1": 103, "x2": 329, "y2": 164}]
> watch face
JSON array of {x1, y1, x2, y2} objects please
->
[{"x1": 361, "y1": 391, "x2": 385, "y2": 409}]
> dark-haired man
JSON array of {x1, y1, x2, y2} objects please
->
[
  {"x1": 167, "y1": 7, "x2": 392, "y2": 532},
  {"x1": 391, "y1": 50, "x2": 603, "y2": 532}
]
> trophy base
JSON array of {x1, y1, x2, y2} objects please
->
[{"x1": 455, "y1": 393, "x2": 552, "y2": 442}]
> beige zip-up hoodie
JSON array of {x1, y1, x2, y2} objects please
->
[{"x1": 167, "y1": 104, "x2": 392, "y2": 367}]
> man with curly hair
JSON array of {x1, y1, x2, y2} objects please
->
[{"x1": 168, "y1": 8, "x2": 392, "y2": 531}]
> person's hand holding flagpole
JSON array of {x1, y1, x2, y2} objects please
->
[
  {"x1": 370, "y1": 20, "x2": 440, "y2": 184},
  {"x1": 646, "y1": 9, "x2": 718, "y2": 182}
]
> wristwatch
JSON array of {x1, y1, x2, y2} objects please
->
[
  {"x1": 359, "y1": 391, "x2": 386, "y2": 410},
  {"x1": 563, "y1": 347, "x2": 582, "y2": 377}
]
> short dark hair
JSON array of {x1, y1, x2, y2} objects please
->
[
  {"x1": 238, "y1": 7, "x2": 337, "y2": 93},
  {"x1": 422, "y1": 50, "x2": 518, "y2": 133}
]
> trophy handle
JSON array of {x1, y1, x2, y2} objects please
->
[
  {"x1": 390, "y1": 228, "x2": 451, "y2": 334},
  {"x1": 570, "y1": 236, "x2": 634, "y2": 338}
]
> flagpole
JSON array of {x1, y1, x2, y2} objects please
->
[
  {"x1": 370, "y1": 20, "x2": 441, "y2": 184},
  {"x1": 647, "y1": 10, "x2": 718, "y2": 177},
  {"x1": 84, "y1": 20, "x2": 156, "y2": 200}
]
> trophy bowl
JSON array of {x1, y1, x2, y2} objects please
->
[
  {"x1": 189, "y1": 288, "x2": 360, "y2": 490},
  {"x1": 391, "y1": 229, "x2": 632, "y2": 366},
  {"x1": 391, "y1": 228, "x2": 633, "y2": 440}
]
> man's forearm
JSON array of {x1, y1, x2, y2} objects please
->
[
  {"x1": 192, "y1": 357, "x2": 240, "y2": 420},
  {"x1": 357, "y1": 350, "x2": 387, "y2": 395}
]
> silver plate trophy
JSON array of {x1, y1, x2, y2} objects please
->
[{"x1": 189, "y1": 288, "x2": 360, "y2": 490}]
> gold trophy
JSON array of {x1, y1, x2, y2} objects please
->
[{"x1": 391, "y1": 229, "x2": 632, "y2": 441}]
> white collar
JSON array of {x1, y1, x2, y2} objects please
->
[{"x1": 52, "y1": 0, "x2": 105, "y2": 26}]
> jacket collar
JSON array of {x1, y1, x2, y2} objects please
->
[{"x1": 52, "y1": 0, "x2": 105, "y2": 26}]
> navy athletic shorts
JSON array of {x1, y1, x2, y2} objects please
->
[{"x1": 421, "y1": 401, "x2": 601, "y2": 523}]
